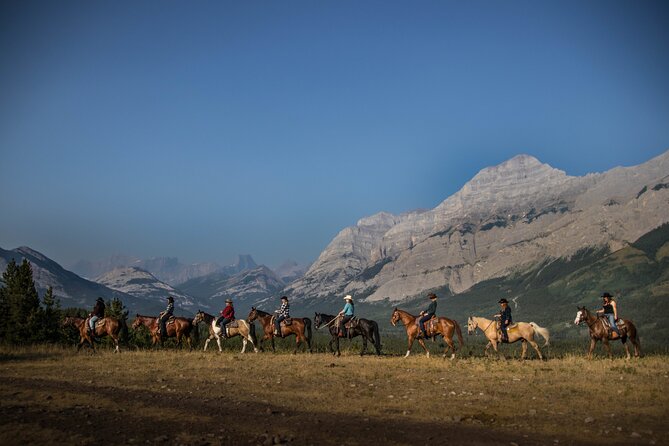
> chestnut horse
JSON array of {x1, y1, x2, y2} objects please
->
[
  {"x1": 467, "y1": 316, "x2": 549, "y2": 360},
  {"x1": 247, "y1": 307, "x2": 312, "y2": 353},
  {"x1": 390, "y1": 308, "x2": 464, "y2": 358},
  {"x1": 574, "y1": 307, "x2": 641, "y2": 359},
  {"x1": 131, "y1": 314, "x2": 193, "y2": 349},
  {"x1": 192, "y1": 310, "x2": 258, "y2": 353},
  {"x1": 62, "y1": 316, "x2": 124, "y2": 353}
]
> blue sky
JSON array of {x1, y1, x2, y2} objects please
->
[{"x1": 1, "y1": 0, "x2": 668, "y2": 269}]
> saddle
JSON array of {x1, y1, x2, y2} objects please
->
[
  {"x1": 166, "y1": 316, "x2": 176, "y2": 326},
  {"x1": 344, "y1": 317, "x2": 358, "y2": 330},
  {"x1": 227, "y1": 320, "x2": 239, "y2": 328},
  {"x1": 416, "y1": 315, "x2": 437, "y2": 338},
  {"x1": 85, "y1": 318, "x2": 106, "y2": 329},
  {"x1": 270, "y1": 316, "x2": 292, "y2": 327},
  {"x1": 600, "y1": 316, "x2": 625, "y2": 336}
]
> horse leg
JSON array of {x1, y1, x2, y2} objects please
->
[
  {"x1": 336, "y1": 336, "x2": 341, "y2": 357},
  {"x1": 203, "y1": 337, "x2": 211, "y2": 351},
  {"x1": 216, "y1": 336, "x2": 222, "y2": 352},
  {"x1": 328, "y1": 336, "x2": 336, "y2": 355},
  {"x1": 520, "y1": 340, "x2": 528, "y2": 360},
  {"x1": 361, "y1": 334, "x2": 368, "y2": 356},
  {"x1": 113, "y1": 335, "x2": 120, "y2": 353},
  {"x1": 528, "y1": 339, "x2": 542, "y2": 360},
  {"x1": 271, "y1": 335, "x2": 276, "y2": 353},
  {"x1": 443, "y1": 336, "x2": 456, "y2": 360},
  {"x1": 602, "y1": 338, "x2": 613, "y2": 359},
  {"x1": 587, "y1": 338, "x2": 596, "y2": 359},
  {"x1": 405, "y1": 336, "x2": 415, "y2": 358},
  {"x1": 293, "y1": 334, "x2": 301, "y2": 355},
  {"x1": 418, "y1": 338, "x2": 430, "y2": 358},
  {"x1": 241, "y1": 337, "x2": 247, "y2": 354},
  {"x1": 484, "y1": 341, "x2": 492, "y2": 358}
]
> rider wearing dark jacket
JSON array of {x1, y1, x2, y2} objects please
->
[
  {"x1": 495, "y1": 298, "x2": 512, "y2": 342},
  {"x1": 158, "y1": 296, "x2": 174, "y2": 337},
  {"x1": 418, "y1": 293, "x2": 437, "y2": 338},
  {"x1": 89, "y1": 297, "x2": 105, "y2": 334}
]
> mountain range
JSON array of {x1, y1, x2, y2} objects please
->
[{"x1": 2, "y1": 151, "x2": 668, "y2": 337}]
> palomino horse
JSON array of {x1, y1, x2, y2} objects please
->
[
  {"x1": 62, "y1": 316, "x2": 124, "y2": 353},
  {"x1": 192, "y1": 310, "x2": 258, "y2": 353},
  {"x1": 467, "y1": 316, "x2": 549, "y2": 360},
  {"x1": 314, "y1": 313, "x2": 382, "y2": 356},
  {"x1": 247, "y1": 307, "x2": 312, "y2": 353},
  {"x1": 390, "y1": 308, "x2": 464, "y2": 358},
  {"x1": 574, "y1": 307, "x2": 641, "y2": 359},
  {"x1": 131, "y1": 314, "x2": 193, "y2": 349}
]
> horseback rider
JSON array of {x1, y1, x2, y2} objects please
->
[
  {"x1": 337, "y1": 295, "x2": 355, "y2": 338},
  {"x1": 596, "y1": 292, "x2": 620, "y2": 337},
  {"x1": 274, "y1": 296, "x2": 290, "y2": 336},
  {"x1": 158, "y1": 296, "x2": 174, "y2": 338},
  {"x1": 89, "y1": 297, "x2": 105, "y2": 337},
  {"x1": 418, "y1": 293, "x2": 437, "y2": 338},
  {"x1": 494, "y1": 298, "x2": 512, "y2": 342},
  {"x1": 216, "y1": 299, "x2": 235, "y2": 338}
]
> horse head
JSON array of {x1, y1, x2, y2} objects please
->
[
  {"x1": 314, "y1": 312, "x2": 322, "y2": 328},
  {"x1": 390, "y1": 308, "x2": 400, "y2": 326},
  {"x1": 192, "y1": 310, "x2": 204, "y2": 325},
  {"x1": 131, "y1": 315, "x2": 142, "y2": 329},
  {"x1": 467, "y1": 316, "x2": 477, "y2": 335},
  {"x1": 248, "y1": 307, "x2": 258, "y2": 322},
  {"x1": 574, "y1": 306, "x2": 590, "y2": 325}
]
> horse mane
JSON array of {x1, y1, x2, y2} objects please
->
[{"x1": 253, "y1": 308, "x2": 272, "y2": 318}]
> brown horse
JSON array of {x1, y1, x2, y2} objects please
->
[
  {"x1": 62, "y1": 316, "x2": 124, "y2": 353},
  {"x1": 247, "y1": 307, "x2": 312, "y2": 353},
  {"x1": 192, "y1": 310, "x2": 258, "y2": 353},
  {"x1": 467, "y1": 316, "x2": 549, "y2": 360},
  {"x1": 131, "y1": 314, "x2": 193, "y2": 349},
  {"x1": 574, "y1": 307, "x2": 641, "y2": 359},
  {"x1": 390, "y1": 308, "x2": 464, "y2": 358}
]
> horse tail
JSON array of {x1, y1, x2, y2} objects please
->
[
  {"x1": 120, "y1": 315, "x2": 129, "y2": 344},
  {"x1": 372, "y1": 320, "x2": 382, "y2": 353},
  {"x1": 303, "y1": 318, "x2": 312, "y2": 343},
  {"x1": 453, "y1": 320, "x2": 464, "y2": 347},
  {"x1": 530, "y1": 322, "x2": 550, "y2": 346},
  {"x1": 245, "y1": 319, "x2": 257, "y2": 345}
]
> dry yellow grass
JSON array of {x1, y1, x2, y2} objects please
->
[{"x1": 1, "y1": 345, "x2": 667, "y2": 445}]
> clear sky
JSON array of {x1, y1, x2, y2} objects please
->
[{"x1": 1, "y1": 0, "x2": 668, "y2": 269}]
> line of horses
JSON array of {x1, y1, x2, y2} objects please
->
[{"x1": 61, "y1": 306, "x2": 641, "y2": 360}]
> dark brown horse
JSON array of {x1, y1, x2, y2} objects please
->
[
  {"x1": 131, "y1": 314, "x2": 193, "y2": 349},
  {"x1": 247, "y1": 307, "x2": 312, "y2": 353},
  {"x1": 574, "y1": 307, "x2": 641, "y2": 359},
  {"x1": 62, "y1": 316, "x2": 124, "y2": 353},
  {"x1": 390, "y1": 308, "x2": 464, "y2": 358}
]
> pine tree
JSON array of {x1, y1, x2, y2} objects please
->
[
  {"x1": 41, "y1": 286, "x2": 62, "y2": 343},
  {"x1": 105, "y1": 297, "x2": 129, "y2": 343},
  {"x1": 1, "y1": 259, "x2": 43, "y2": 344}
]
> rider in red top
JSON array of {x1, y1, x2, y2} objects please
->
[{"x1": 217, "y1": 299, "x2": 235, "y2": 338}]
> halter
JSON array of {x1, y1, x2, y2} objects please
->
[{"x1": 470, "y1": 317, "x2": 495, "y2": 335}]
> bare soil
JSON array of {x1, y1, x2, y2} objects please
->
[{"x1": 0, "y1": 346, "x2": 667, "y2": 445}]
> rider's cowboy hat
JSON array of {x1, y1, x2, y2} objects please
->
[
  {"x1": 428, "y1": 293, "x2": 437, "y2": 299},
  {"x1": 601, "y1": 292, "x2": 613, "y2": 298},
  {"x1": 167, "y1": 296, "x2": 175, "y2": 302},
  {"x1": 280, "y1": 295, "x2": 289, "y2": 301},
  {"x1": 344, "y1": 295, "x2": 353, "y2": 301},
  {"x1": 498, "y1": 298, "x2": 509, "y2": 304},
  {"x1": 225, "y1": 299, "x2": 233, "y2": 304}
]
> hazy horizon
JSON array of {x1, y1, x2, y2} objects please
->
[{"x1": 2, "y1": 1, "x2": 669, "y2": 269}]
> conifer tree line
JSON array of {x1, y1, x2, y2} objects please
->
[{"x1": 0, "y1": 258, "x2": 128, "y2": 345}]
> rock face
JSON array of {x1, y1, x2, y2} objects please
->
[
  {"x1": 274, "y1": 260, "x2": 309, "y2": 283},
  {"x1": 286, "y1": 151, "x2": 669, "y2": 302},
  {"x1": 95, "y1": 267, "x2": 201, "y2": 311}
]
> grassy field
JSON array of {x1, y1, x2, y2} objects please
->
[{"x1": 1, "y1": 341, "x2": 667, "y2": 446}]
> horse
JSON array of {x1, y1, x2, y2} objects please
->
[
  {"x1": 574, "y1": 307, "x2": 641, "y2": 359},
  {"x1": 390, "y1": 308, "x2": 464, "y2": 358},
  {"x1": 192, "y1": 310, "x2": 258, "y2": 353},
  {"x1": 247, "y1": 307, "x2": 312, "y2": 353},
  {"x1": 131, "y1": 314, "x2": 194, "y2": 349},
  {"x1": 62, "y1": 316, "x2": 124, "y2": 353},
  {"x1": 314, "y1": 313, "x2": 382, "y2": 356},
  {"x1": 467, "y1": 316, "x2": 549, "y2": 360}
]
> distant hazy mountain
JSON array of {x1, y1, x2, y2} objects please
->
[
  {"x1": 286, "y1": 150, "x2": 669, "y2": 303},
  {"x1": 73, "y1": 255, "x2": 220, "y2": 286},
  {"x1": 274, "y1": 260, "x2": 308, "y2": 283},
  {"x1": 179, "y1": 265, "x2": 284, "y2": 312},
  {"x1": 0, "y1": 247, "x2": 151, "y2": 312}
]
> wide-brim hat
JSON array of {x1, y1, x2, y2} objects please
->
[
  {"x1": 498, "y1": 298, "x2": 509, "y2": 304},
  {"x1": 344, "y1": 295, "x2": 353, "y2": 301},
  {"x1": 225, "y1": 299, "x2": 233, "y2": 304},
  {"x1": 601, "y1": 292, "x2": 612, "y2": 298},
  {"x1": 280, "y1": 295, "x2": 288, "y2": 301},
  {"x1": 167, "y1": 296, "x2": 175, "y2": 301},
  {"x1": 428, "y1": 293, "x2": 437, "y2": 299}
]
